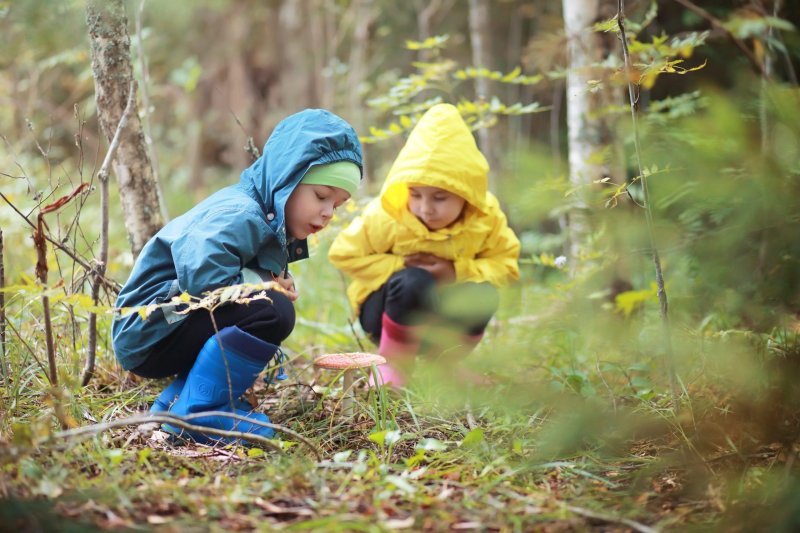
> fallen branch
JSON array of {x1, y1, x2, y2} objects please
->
[
  {"x1": 566, "y1": 504, "x2": 659, "y2": 533},
  {"x1": 51, "y1": 410, "x2": 322, "y2": 461}
]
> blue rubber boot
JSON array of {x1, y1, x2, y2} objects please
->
[
  {"x1": 150, "y1": 374, "x2": 251, "y2": 413},
  {"x1": 149, "y1": 374, "x2": 187, "y2": 413},
  {"x1": 165, "y1": 326, "x2": 277, "y2": 443}
]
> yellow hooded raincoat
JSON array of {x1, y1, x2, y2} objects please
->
[{"x1": 329, "y1": 103, "x2": 520, "y2": 313}]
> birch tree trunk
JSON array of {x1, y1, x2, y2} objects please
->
[
  {"x1": 468, "y1": 0, "x2": 497, "y2": 191},
  {"x1": 562, "y1": 0, "x2": 604, "y2": 257},
  {"x1": 86, "y1": 0, "x2": 164, "y2": 257}
]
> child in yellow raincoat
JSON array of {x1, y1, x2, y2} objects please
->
[{"x1": 328, "y1": 103, "x2": 520, "y2": 387}]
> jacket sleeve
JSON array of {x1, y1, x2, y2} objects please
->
[
  {"x1": 172, "y1": 206, "x2": 271, "y2": 296},
  {"x1": 453, "y1": 207, "x2": 520, "y2": 287},
  {"x1": 328, "y1": 203, "x2": 404, "y2": 284}
]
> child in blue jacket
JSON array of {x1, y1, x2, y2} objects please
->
[{"x1": 112, "y1": 109, "x2": 363, "y2": 443}]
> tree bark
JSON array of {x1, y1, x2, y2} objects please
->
[
  {"x1": 468, "y1": 0, "x2": 497, "y2": 191},
  {"x1": 562, "y1": 0, "x2": 604, "y2": 257},
  {"x1": 348, "y1": 0, "x2": 373, "y2": 129},
  {"x1": 278, "y1": 0, "x2": 311, "y2": 111},
  {"x1": 86, "y1": 0, "x2": 164, "y2": 258}
]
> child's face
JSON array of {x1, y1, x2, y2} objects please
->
[
  {"x1": 407, "y1": 186, "x2": 466, "y2": 231},
  {"x1": 285, "y1": 184, "x2": 350, "y2": 239}
]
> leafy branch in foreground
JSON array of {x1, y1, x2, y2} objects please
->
[
  {"x1": 361, "y1": 34, "x2": 548, "y2": 144},
  {"x1": 617, "y1": 0, "x2": 677, "y2": 405}
]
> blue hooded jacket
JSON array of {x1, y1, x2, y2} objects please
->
[{"x1": 112, "y1": 109, "x2": 363, "y2": 370}]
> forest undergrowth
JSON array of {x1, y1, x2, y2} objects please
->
[
  {"x1": 1, "y1": 23, "x2": 799, "y2": 528},
  {"x1": 1, "y1": 184, "x2": 799, "y2": 531}
]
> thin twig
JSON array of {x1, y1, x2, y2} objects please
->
[
  {"x1": 82, "y1": 82, "x2": 136, "y2": 387},
  {"x1": 33, "y1": 216, "x2": 57, "y2": 385},
  {"x1": 0, "y1": 191, "x2": 120, "y2": 293},
  {"x1": 673, "y1": 0, "x2": 767, "y2": 78},
  {"x1": 229, "y1": 108, "x2": 260, "y2": 162},
  {"x1": 4, "y1": 318, "x2": 48, "y2": 377},
  {"x1": 618, "y1": 1, "x2": 678, "y2": 406}
]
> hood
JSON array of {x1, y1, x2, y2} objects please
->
[
  {"x1": 239, "y1": 108, "x2": 363, "y2": 245},
  {"x1": 380, "y1": 103, "x2": 489, "y2": 221}
]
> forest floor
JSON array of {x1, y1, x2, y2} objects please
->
[{"x1": 2, "y1": 348, "x2": 797, "y2": 532}]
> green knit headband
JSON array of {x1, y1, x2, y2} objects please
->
[{"x1": 301, "y1": 161, "x2": 361, "y2": 197}]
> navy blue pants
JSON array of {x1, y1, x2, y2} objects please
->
[
  {"x1": 359, "y1": 267, "x2": 499, "y2": 343},
  {"x1": 131, "y1": 289, "x2": 295, "y2": 379}
]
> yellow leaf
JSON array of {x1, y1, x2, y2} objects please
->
[
  {"x1": 501, "y1": 66, "x2": 522, "y2": 82},
  {"x1": 614, "y1": 285, "x2": 658, "y2": 317}
]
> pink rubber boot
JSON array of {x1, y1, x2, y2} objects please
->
[{"x1": 370, "y1": 313, "x2": 420, "y2": 388}]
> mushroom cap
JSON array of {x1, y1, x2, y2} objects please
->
[{"x1": 313, "y1": 352, "x2": 386, "y2": 370}]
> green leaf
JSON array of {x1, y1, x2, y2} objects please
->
[
  {"x1": 461, "y1": 428, "x2": 484, "y2": 448},
  {"x1": 247, "y1": 447, "x2": 264, "y2": 458}
]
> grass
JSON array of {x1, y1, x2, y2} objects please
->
[
  {"x1": 1, "y1": 213, "x2": 799, "y2": 532},
  {"x1": 0, "y1": 123, "x2": 800, "y2": 531}
]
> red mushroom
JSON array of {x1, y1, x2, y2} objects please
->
[{"x1": 313, "y1": 352, "x2": 386, "y2": 416}]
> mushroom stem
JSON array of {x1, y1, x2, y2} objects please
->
[{"x1": 342, "y1": 370, "x2": 354, "y2": 417}]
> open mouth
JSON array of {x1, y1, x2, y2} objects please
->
[{"x1": 310, "y1": 223, "x2": 324, "y2": 233}]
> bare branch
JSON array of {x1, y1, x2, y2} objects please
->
[
  {"x1": 673, "y1": 0, "x2": 768, "y2": 78},
  {"x1": 83, "y1": 82, "x2": 137, "y2": 387}
]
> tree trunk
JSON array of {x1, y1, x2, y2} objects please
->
[
  {"x1": 348, "y1": 0, "x2": 373, "y2": 128},
  {"x1": 562, "y1": 0, "x2": 604, "y2": 257},
  {"x1": 348, "y1": 0, "x2": 375, "y2": 180},
  {"x1": 310, "y1": 0, "x2": 332, "y2": 110},
  {"x1": 278, "y1": 0, "x2": 311, "y2": 111},
  {"x1": 468, "y1": 0, "x2": 497, "y2": 191},
  {"x1": 86, "y1": 0, "x2": 164, "y2": 257}
]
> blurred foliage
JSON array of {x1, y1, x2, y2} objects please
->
[{"x1": 362, "y1": 34, "x2": 548, "y2": 143}]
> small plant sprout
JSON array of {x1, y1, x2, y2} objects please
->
[{"x1": 314, "y1": 352, "x2": 386, "y2": 417}]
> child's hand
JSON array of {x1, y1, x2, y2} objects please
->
[
  {"x1": 404, "y1": 253, "x2": 456, "y2": 283},
  {"x1": 273, "y1": 271, "x2": 299, "y2": 301}
]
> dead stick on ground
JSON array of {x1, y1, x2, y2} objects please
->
[
  {"x1": 566, "y1": 504, "x2": 659, "y2": 533},
  {"x1": 50, "y1": 411, "x2": 322, "y2": 460}
]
